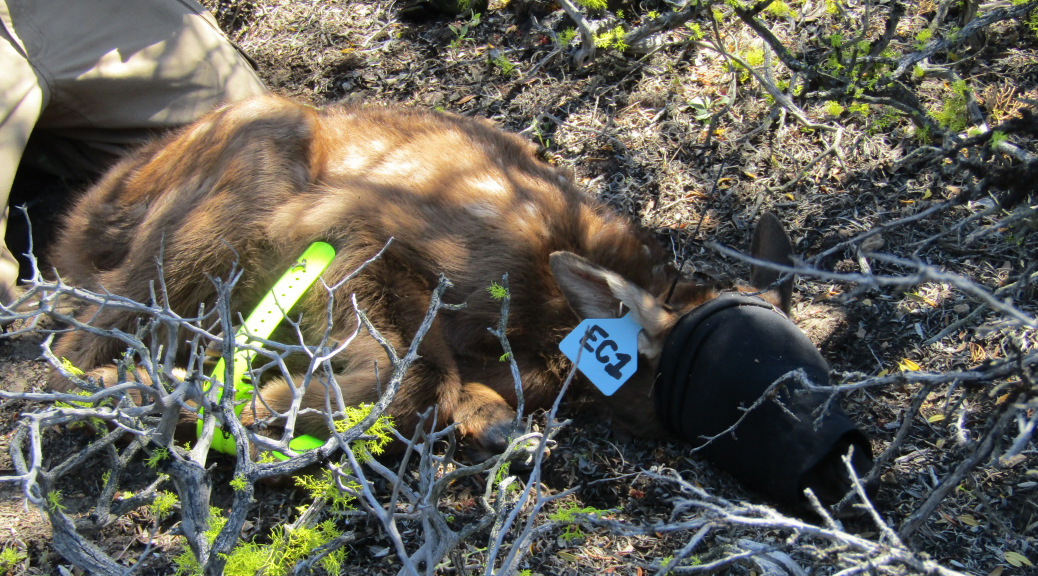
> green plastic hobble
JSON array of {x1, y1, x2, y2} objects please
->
[{"x1": 198, "y1": 242, "x2": 336, "y2": 460}]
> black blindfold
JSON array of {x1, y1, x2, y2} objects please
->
[{"x1": 655, "y1": 293, "x2": 873, "y2": 509}]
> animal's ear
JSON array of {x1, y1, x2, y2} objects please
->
[
  {"x1": 750, "y1": 212, "x2": 795, "y2": 314},
  {"x1": 549, "y1": 251, "x2": 673, "y2": 359}
]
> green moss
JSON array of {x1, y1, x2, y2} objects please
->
[
  {"x1": 226, "y1": 521, "x2": 347, "y2": 576},
  {"x1": 487, "y1": 281, "x2": 509, "y2": 300},
  {"x1": 557, "y1": 27, "x2": 577, "y2": 48},
  {"x1": 732, "y1": 47, "x2": 764, "y2": 82},
  {"x1": 594, "y1": 25, "x2": 629, "y2": 51},
  {"x1": 0, "y1": 548, "x2": 26, "y2": 571},
  {"x1": 60, "y1": 357, "x2": 85, "y2": 377},
  {"x1": 47, "y1": 490, "x2": 67, "y2": 513},
  {"x1": 229, "y1": 475, "x2": 248, "y2": 492},
  {"x1": 914, "y1": 28, "x2": 933, "y2": 50},
  {"x1": 333, "y1": 403, "x2": 394, "y2": 461},
  {"x1": 491, "y1": 53, "x2": 516, "y2": 77},
  {"x1": 550, "y1": 503, "x2": 614, "y2": 542},
  {"x1": 934, "y1": 80, "x2": 970, "y2": 132},
  {"x1": 848, "y1": 102, "x2": 870, "y2": 115},
  {"x1": 990, "y1": 130, "x2": 1009, "y2": 149},
  {"x1": 764, "y1": 0, "x2": 797, "y2": 19},
  {"x1": 823, "y1": 101, "x2": 845, "y2": 116},
  {"x1": 145, "y1": 447, "x2": 169, "y2": 469},
  {"x1": 152, "y1": 490, "x2": 180, "y2": 520}
]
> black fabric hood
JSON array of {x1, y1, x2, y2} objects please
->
[{"x1": 655, "y1": 293, "x2": 873, "y2": 509}]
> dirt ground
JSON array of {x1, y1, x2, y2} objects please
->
[{"x1": 1, "y1": 0, "x2": 1037, "y2": 574}]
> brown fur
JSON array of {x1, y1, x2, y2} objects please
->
[{"x1": 49, "y1": 96, "x2": 790, "y2": 452}]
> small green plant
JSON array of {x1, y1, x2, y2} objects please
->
[
  {"x1": 53, "y1": 385, "x2": 109, "y2": 431},
  {"x1": 825, "y1": 0, "x2": 841, "y2": 15},
  {"x1": 448, "y1": 11, "x2": 481, "y2": 49},
  {"x1": 559, "y1": 523, "x2": 585, "y2": 542},
  {"x1": 529, "y1": 119, "x2": 551, "y2": 148},
  {"x1": 491, "y1": 461, "x2": 522, "y2": 496},
  {"x1": 764, "y1": 0, "x2": 797, "y2": 19},
  {"x1": 487, "y1": 281, "x2": 509, "y2": 300},
  {"x1": 848, "y1": 102, "x2": 869, "y2": 115},
  {"x1": 218, "y1": 521, "x2": 347, "y2": 576},
  {"x1": 549, "y1": 502, "x2": 614, "y2": 541},
  {"x1": 494, "y1": 460, "x2": 510, "y2": 482},
  {"x1": 743, "y1": 48, "x2": 764, "y2": 67},
  {"x1": 823, "y1": 100, "x2": 845, "y2": 116},
  {"x1": 557, "y1": 27, "x2": 577, "y2": 48},
  {"x1": 733, "y1": 48, "x2": 764, "y2": 82},
  {"x1": 685, "y1": 22, "x2": 703, "y2": 40},
  {"x1": 294, "y1": 470, "x2": 361, "y2": 512},
  {"x1": 333, "y1": 403, "x2": 394, "y2": 461},
  {"x1": 914, "y1": 124, "x2": 933, "y2": 144},
  {"x1": 825, "y1": 53, "x2": 845, "y2": 72},
  {"x1": 60, "y1": 357, "x2": 85, "y2": 377},
  {"x1": 934, "y1": 80, "x2": 970, "y2": 132},
  {"x1": 989, "y1": 130, "x2": 1009, "y2": 149},
  {"x1": 176, "y1": 411, "x2": 392, "y2": 573},
  {"x1": 174, "y1": 507, "x2": 228, "y2": 574},
  {"x1": 658, "y1": 554, "x2": 702, "y2": 568},
  {"x1": 688, "y1": 94, "x2": 730, "y2": 122},
  {"x1": 257, "y1": 451, "x2": 277, "y2": 464},
  {"x1": 47, "y1": 490, "x2": 67, "y2": 513},
  {"x1": 229, "y1": 475, "x2": 248, "y2": 492},
  {"x1": 491, "y1": 53, "x2": 516, "y2": 77},
  {"x1": 152, "y1": 490, "x2": 180, "y2": 520},
  {"x1": 594, "y1": 25, "x2": 628, "y2": 51},
  {"x1": 55, "y1": 386, "x2": 92, "y2": 409},
  {"x1": 145, "y1": 447, "x2": 169, "y2": 469},
  {"x1": 577, "y1": 0, "x2": 607, "y2": 9},
  {"x1": 914, "y1": 28, "x2": 933, "y2": 50},
  {"x1": 0, "y1": 547, "x2": 26, "y2": 571}
]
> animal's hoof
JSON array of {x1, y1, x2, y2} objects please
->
[
  {"x1": 469, "y1": 419, "x2": 552, "y2": 470},
  {"x1": 471, "y1": 419, "x2": 522, "y2": 455}
]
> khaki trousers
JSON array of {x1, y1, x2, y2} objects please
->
[{"x1": 0, "y1": 0, "x2": 266, "y2": 304}]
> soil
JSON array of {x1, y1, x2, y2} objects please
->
[{"x1": 1, "y1": 1, "x2": 1036, "y2": 575}]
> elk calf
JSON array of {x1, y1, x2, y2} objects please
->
[{"x1": 50, "y1": 96, "x2": 869, "y2": 508}]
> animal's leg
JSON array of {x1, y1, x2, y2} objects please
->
[
  {"x1": 48, "y1": 304, "x2": 157, "y2": 392},
  {"x1": 250, "y1": 362, "x2": 519, "y2": 455},
  {"x1": 451, "y1": 381, "x2": 520, "y2": 456}
]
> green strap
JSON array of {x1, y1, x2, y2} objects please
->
[{"x1": 199, "y1": 242, "x2": 336, "y2": 457}]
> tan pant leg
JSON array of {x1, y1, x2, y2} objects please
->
[
  {"x1": 7, "y1": 0, "x2": 267, "y2": 177},
  {"x1": 0, "y1": 0, "x2": 266, "y2": 301},
  {"x1": 0, "y1": 12, "x2": 44, "y2": 305}
]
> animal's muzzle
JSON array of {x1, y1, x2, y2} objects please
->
[{"x1": 655, "y1": 293, "x2": 873, "y2": 510}]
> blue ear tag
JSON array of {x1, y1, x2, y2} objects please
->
[{"x1": 559, "y1": 313, "x2": 641, "y2": 396}]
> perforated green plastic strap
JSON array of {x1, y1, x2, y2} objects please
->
[{"x1": 199, "y1": 242, "x2": 336, "y2": 457}]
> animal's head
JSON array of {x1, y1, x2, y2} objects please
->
[
  {"x1": 548, "y1": 213, "x2": 797, "y2": 420},
  {"x1": 550, "y1": 214, "x2": 872, "y2": 510}
]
